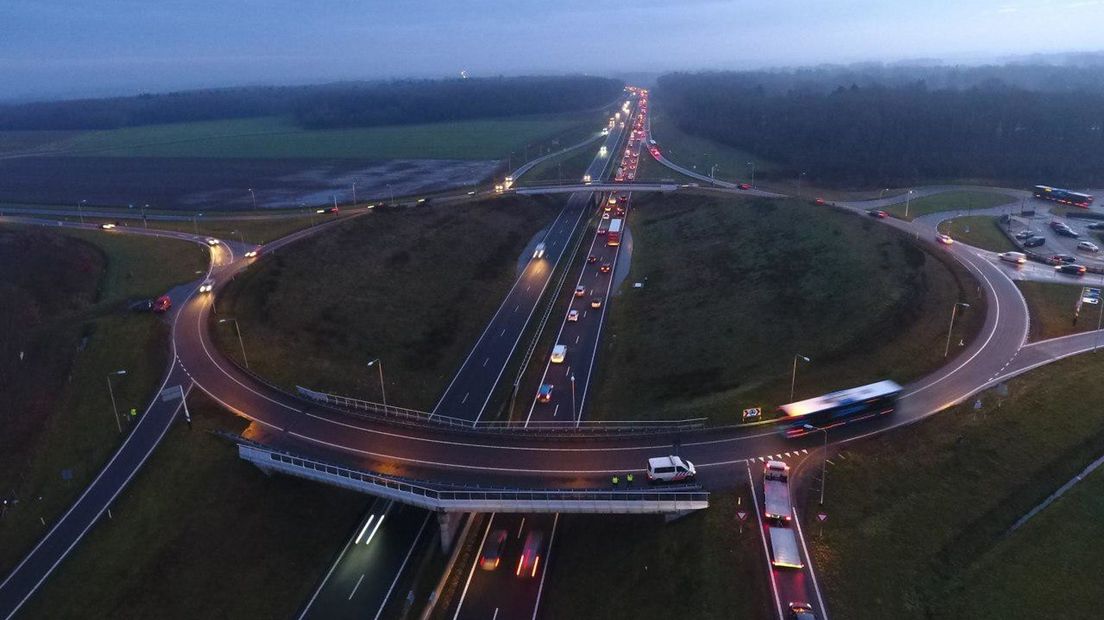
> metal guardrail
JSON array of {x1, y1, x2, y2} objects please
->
[
  {"x1": 296, "y1": 386, "x2": 707, "y2": 434},
  {"x1": 231, "y1": 436, "x2": 709, "y2": 513}
]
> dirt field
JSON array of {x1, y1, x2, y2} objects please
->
[{"x1": 0, "y1": 156, "x2": 500, "y2": 210}]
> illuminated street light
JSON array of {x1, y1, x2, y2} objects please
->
[
  {"x1": 368, "y1": 358, "x2": 387, "y2": 406},
  {"x1": 791, "y1": 354, "x2": 811, "y2": 402},
  {"x1": 218, "y1": 318, "x2": 249, "y2": 368},
  {"x1": 945, "y1": 302, "x2": 971, "y2": 358},
  {"x1": 106, "y1": 369, "x2": 127, "y2": 433}
]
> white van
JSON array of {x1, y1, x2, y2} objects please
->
[
  {"x1": 998, "y1": 251, "x2": 1026, "y2": 265},
  {"x1": 646, "y1": 456, "x2": 696, "y2": 483},
  {"x1": 551, "y1": 344, "x2": 566, "y2": 364}
]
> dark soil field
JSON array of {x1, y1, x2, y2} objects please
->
[{"x1": 0, "y1": 156, "x2": 500, "y2": 211}]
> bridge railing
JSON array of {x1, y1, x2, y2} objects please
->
[
  {"x1": 296, "y1": 386, "x2": 707, "y2": 435},
  {"x1": 229, "y1": 435, "x2": 709, "y2": 513}
]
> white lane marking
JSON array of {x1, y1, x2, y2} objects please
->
[
  {"x1": 372, "y1": 512, "x2": 431, "y2": 620},
  {"x1": 514, "y1": 304, "x2": 520, "y2": 313},
  {"x1": 747, "y1": 462, "x2": 784, "y2": 620},
  {"x1": 461, "y1": 392, "x2": 470, "y2": 404},
  {"x1": 518, "y1": 517, "x2": 526, "y2": 538},
  {"x1": 348, "y1": 573, "x2": 365, "y2": 600},
  {"x1": 793, "y1": 506, "x2": 829, "y2": 620},
  {"x1": 553, "y1": 404, "x2": 560, "y2": 417},
  {"x1": 575, "y1": 335, "x2": 580, "y2": 344},
  {"x1": 453, "y1": 515, "x2": 495, "y2": 620},
  {"x1": 482, "y1": 357, "x2": 489, "y2": 367},
  {"x1": 500, "y1": 328, "x2": 506, "y2": 337},
  {"x1": 493, "y1": 609, "x2": 499, "y2": 620},
  {"x1": 299, "y1": 502, "x2": 382, "y2": 620},
  {"x1": 530, "y1": 513, "x2": 561, "y2": 620}
]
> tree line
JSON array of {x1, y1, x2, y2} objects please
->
[
  {"x1": 0, "y1": 76, "x2": 623, "y2": 131},
  {"x1": 657, "y1": 64, "x2": 1104, "y2": 188}
]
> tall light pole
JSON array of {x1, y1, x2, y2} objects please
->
[
  {"x1": 218, "y1": 318, "x2": 249, "y2": 368},
  {"x1": 710, "y1": 164, "x2": 718, "y2": 186},
  {"x1": 797, "y1": 171, "x2": 807, "y2": 198},
  {"x1": 352, "y1": 179, "x2": 358, "y2": 208},
  {"x1": 880, "y1": 188, "x2": 890, "y2": 198},
  {"x1": 1097, "y1": 276, "x2": 1104, "y2": 352},
  {"x1": 904, "y1": 189, "x2": 914, "y2": 218},
  {"x1": 803, "y1": 424, "x2": 828, "y2": 505},
  {"x1": 746, "y1": 161, "x2": 755, "y2": 188},
  {"x1": 248, "y1": 188, "x2": 257, "y2": 210},
  {"x1": 230, "y1": 230, "x2": 245, "y2": 244},
  {"x1": 944, "y1": 302, "x2": 970, "y2": 358},
  {"x1": 791, "y1": 354, "x2": 811, "y2": 402},
  {"x1": 106, "y1": 369, "x2": 127, "y2": 433},
  {"x1": 142, "y1": 203, "x2": 149, "y2": 228},
  {"x1": 387, "y1": 184, "x2": 395, "y2": 205},
  {"x1": 78, "y1": 199, "x2": 87, "y2": 225},
  {"x1": 570, "y1": 374, "x2": 577, "y2": 424},
  {"x1": 367, "y1": 358, "x2": 387, "y2": 406}
]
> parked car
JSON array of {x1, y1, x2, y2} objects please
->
[
  {"x1": 1077, "y1": 241, "x2": 1100, "y2": 253},
  {"x1": 1023, "y1": 237, "x2": 1046, "y2": 248},
  {"x1": 480, "y1": 529, "x2": 508, "y2": 570},
  {"x1": 1014, "y1": 230, "x2": 1036, "y2": 240}
]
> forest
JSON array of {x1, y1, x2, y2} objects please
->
[
  {"x1": 657, "y1": 63, "x2": 1104, "y2": 188},
  {"x1": 0, "y1": 75, "x2": 623, "y2": 131}
]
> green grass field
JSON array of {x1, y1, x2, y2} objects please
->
[
  {"x1": 937, "y1": 216, "x2": 1018, "y2": 252},
  {"x1": 544, "y1": 490, "x2": 772, "y2": 619},
  {"x1": 213, "y1": 195, "x2": 564, "y2": 410},
  {"x1": 0, "y1": 113, "x2": 599, "y2": 160},
  {"x1": 1018, "y1": 280, "x2": 1104, "y2": 341},
  {"x1": 0, "y1": 226, "x2": 207, "y2": 576},
  {"x1": 647, "y1": 104, "x2": 777, "y2": 184},
  {"x1": 18, "y1": 391, "x2": 369, "y2": 619},
  {"x1": 517, "y1": 142, "x2": 600, "y2": 186},
  {"x1": 885, "y1": 190, "x2": 1012, "y2": 221},
  {"x1": 589, "y1": 192, "x2": 984, "y2": 423},
  {"x1": 809, "y1": 353, "x2": 1104, "y2": 619}
]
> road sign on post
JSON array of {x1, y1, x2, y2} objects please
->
[{"x1": 742, "y1": 407, "x2": 761, "y2": 422}]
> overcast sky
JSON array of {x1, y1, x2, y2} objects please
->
[{"x1": 3, "y1": 0, "x2": 1104, "y2": 100}]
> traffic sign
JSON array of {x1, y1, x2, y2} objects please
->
[
  {"x1": 742, "y1": 407, "x2": 761, "y2": 421},
  {"x1": 817, "y1": 513, "x2": 828, "y2": 522},
  {"x1": 736, "y1": 511, "x2": 748, "y2": 522}
]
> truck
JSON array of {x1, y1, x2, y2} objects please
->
[
  {"x1": 763, "y1": 460, "x2": 792, "y2": 521},
  {"x1": 768, "y1": 526, "x2": 804, "y2": 569},
  {"x1": 607, "y1": 218, "x2": 623, "y2": 247}
]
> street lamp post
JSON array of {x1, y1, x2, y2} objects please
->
[
  {"x1": 248, "y1": 188, "x2": 257, "y2": 210},
  {"x1": 746, "y1": 161, "x2": 755, "y2": 188},
  {"x1": 230, "y1": 230, "x2": 245, "y2": 244},
  {"x1": 367, "y1": 358, "x2": 387, "y2": 406},
  {"x1": 78, "y1": 200, "x2": 87, "y2": 225},
  {"x1": 570, "y1": 374, "x2": 577, "y2": 424},
  {"x1": 791, "y1": 354, "x2": 811, "y2": 401},
  {"x1": 106, "y1": 370, "x2": 127, "y2": 433},
  {"x1": 944, "y1": 302, "x2": 971, "y2": 358},
  {"x1": 352, "y1": 179, "x2": 358, "y2": 207},
  {"x1": 904, "y1": 189, "x2": 914, "y2": 218},
  {"x1": 803, "y1": 424, "x2": 828, "y2": 505},
  {"x1": 142, "y1": 203, "x2": 149, "y2": 228},
  {"x1": 388, "y1": 184, "x2": 395, "y2": 205},
  {"x1": 710, "y1": 164, "x2": 718, "y2": 186},
  {"x1": 797, "y1": 171, "x2": 806, "y2": 198},
  {"x1": 218, "y1": 318, "x2": 249, "y2": 368}
]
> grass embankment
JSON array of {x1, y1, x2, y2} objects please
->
[
  {"x1": 0, "y1": 226, "x2": 207, "y2": 575},
  {"x1": 1018, "y1": 280, "x2": 1104, "y2": 341},
  {"x1": 646, "y1": 104, "x2": 776, "y2": 184},
  {"x1": 213, "y1": 195, "x2": 564, "y2": 410},
  {"x1": 0, "y1": 113, "x2": 595, "y2": 160},
  {"x1": 590, "y1": 192, "x2": 984, "y2": 423},
  {"x1": 517, "y1": 141, "x2": 601, "y2": 186},
  {"x1": 937, "y1": 216, "x2": 1017, "y2": 252},
  {"x1": 545, "y1": 490, "x2": 772, "y2": 619},
  {"x1": 810, "y1": 354, "x2": 1104, "y2": 618},
  {"x1": 885, "y1": 190, "x2": 1012, "y2": 221},
  {"x1": 18, "y1": 390, "x2": 368, "y2": 619}
]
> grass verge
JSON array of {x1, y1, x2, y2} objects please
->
[
  {"x1": 212, "y1": 195, "x2": 565, "y2": 410},
  {"x1": 808, "y1": 353, "x2": 1104, "y2": 618},
  {"x1": 885, "y1": 191, "x2": 1012, "y2": 221},
  {"x1": 937, "y1": 216, "x2": 1017, "y2": 252},
  {"x1": 17, "y1": 390, "x2": 369, "y2": 619},
  {"x1": 0, "y1": 225, "x2": 207, "y2": 575},
  {"x1": 517, "y1": 142, "x2": 601, "y2": 186},
  {"x1": 589, "y1": 192, "x2": 984, "y2": 423},
  {"x1": 1018, "y1": 280, "x2": 1104, "y2": 341}
]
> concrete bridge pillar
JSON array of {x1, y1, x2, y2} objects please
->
[{"x1": 437, "y1": 511, "x2": 463, "y2": 553}]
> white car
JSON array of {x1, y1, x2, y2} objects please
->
[
  {"x1": 936, "y1": 234, "x2": 954, "y2": 245},
  {"x1": 551, "y1": 344, "x2": 566, "y2": 364},
  {"x1": 205, "y1": 237, "x2": 219, "y2": 246},
  {"x1": 244, "y1": 249, "x2": 258, "y2": 258},
  {"x1": 1077, "y1": 241, "x2": 1100, "y2": 253},
  {"x1": 100, "y1": 223, "x2": 116, "y2": 230},
  {"x1": 533, "y1": 242, "x2": 546, "y2": 259},
  {"x1": 567, "y1": 309, "x2": 579, "y2": 322},
  {"x1": 575, "y1": 285, "x2": 586, "y2": 298},
  {"x1": 998, "y1": 252, "x2": 1026, "y2": 265},
  {"x1": 198, "y1": 278, "x2": 214, "y2": 293}
]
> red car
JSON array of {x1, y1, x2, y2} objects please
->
[
  {"x1": 516, "y1": 530, "x2": 545, "y2": 578},
  {"x1": 815, "y1": 198, "x2": 826, "y2": 205},
  {"x1": 737, "y1": 183, "x2": 751, "y2": 190},
  {"x1": 152, "y1": 295, "x2": 172, "y2": 313},
  {"x1": 600, "y1": 263, "x2": 612, "y2": 273},
  {"x1": 867, "y1": 210, "x2": 888, "y2": 218}
]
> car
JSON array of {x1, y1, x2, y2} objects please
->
[
  {"x1": 936, "y1": 234, "x2": 954, "y2": 245},
  {"x1": 1051, "y1": 254, "x2": 1077, "y2": 264},
  {"x1": 325, "y1": 206, "x2": 340, "y2": 215},
  {"x1": 1088, "y1": 222, "x2": 1104, "y2": 230},
  {"x1": 646, "y1": 455, "x2": 696, "y2": 483},
  {"x1": 551, "y1": 344, "x2": 566, "y2": 364},
  {"x1": 205, "y1": 237, "x2": 220, "y2": 246},
  {"x1": 607, "y1": 195, "x2": 617, "y2": 206},
  {"x1": 1077, "y1": 241, "x2": 1100, "y2": 253},
  {"x1": 615, "y1": 207, "x2": 626, "y2": 216},
  {"x1": 537, "y1": 384, "x2": 554, "y2": 403},
  {"x1": 602, "y1": 213, "x2": 610, "y2": 220},
  {"x1": 567, "y1": 309, "x2": 579, "y2": 322},
  {"x1": 789, "y1": 602, "x2": 818, "y2": 620},
  {"x1": 1056, "y1": 264, "x2": 1087, "y2": 275},
  {"x1": 815, "y1": 198, "x2": 825, "y2": 205},
  {"x1": 480, "y1": 529, "x2": 508, "y2": 571},
  {"x1": 737, "y1": 183, "x2": 751, "y2": 190},
  {"x1": 867, "y1": 209, "x2": 888, "y2": 218},
  {"x1": 998, "y1": 252, "x2": 1026, "y2": 265},
  {"x1": 1014, "y1": 230, "x2": 1036, "y2": 240},
  {"x1": 587, "y1": 255, "x2": 598, "y2": 264},
  {"x1": 1023, "y1": 236, "x2": 1046, "y2": 248},
  {"x1": 198, "y1": 278, "x2": 214, "y2": 293},
  {"x1": 1056, "y1": 227, "x2": 1080, "y2": 238},
  {"x1": 590, "y1": 297, "x2": 603, "y2": 309},
  {"x1": 100, "y1": 223, "x2": 117, "y2": 230},
  {"x1": 516, "y1": 531, "x2": 545, "y2": 578},
  {"x1": 244, "y1": 248, "x2": 259, "y2": 258},
  {"x1": 575, "y1": 285, "x2": 586, "y2": 297},
  {"x1": 597, "y1": 227, "x2": 607, "y2": 236},
  {"x1": 600, "y1": 263, "x2": 612, "y2": 273},
  {"x1": 532, "y1": 242, "x2": 546, "y2": 259},
  {"x1": 152, "y1": 295, "x2": 172, "y2": 313}
]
